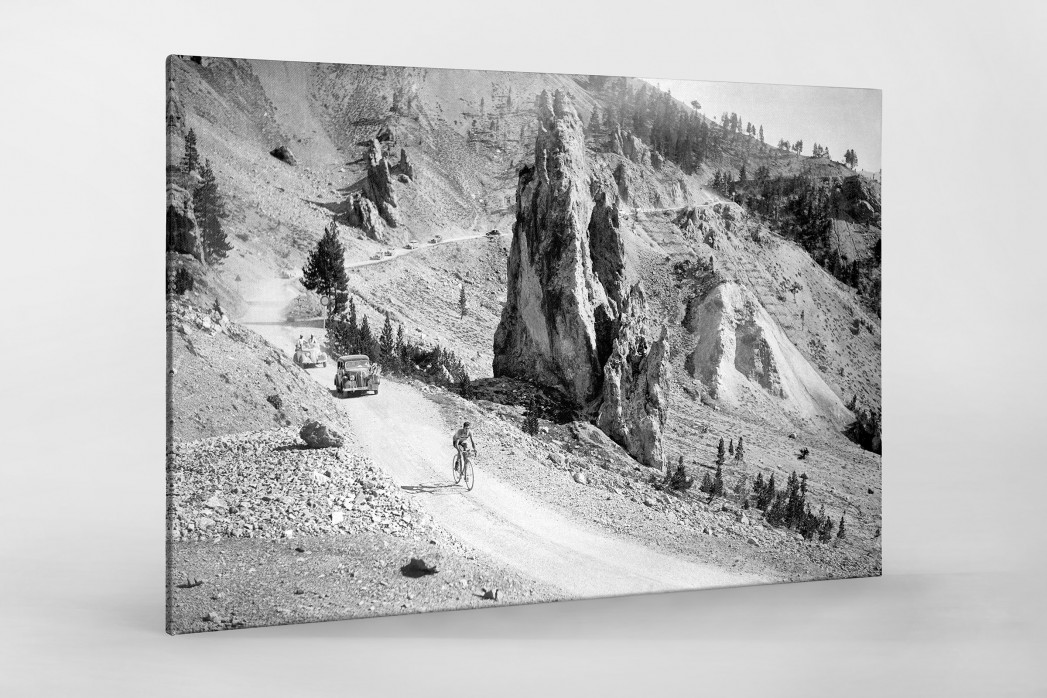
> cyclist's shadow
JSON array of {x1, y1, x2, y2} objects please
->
[{"x1": 401, "y1": 482, "x2": 464, "y2": 496}]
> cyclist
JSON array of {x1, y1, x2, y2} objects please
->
[{"x1": 452, "y1": 421, "x2": 476, "y2": 460}]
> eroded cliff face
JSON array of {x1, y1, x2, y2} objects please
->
[
  {"x1": 493, "y1": 90, "x2": 669, "y2": 468},
  {"x1": 686, "y1": 281, "x2": 851, "y2": 428},
  {"x1": 597, "y1": 286, "x2": 670, "y2": 469}
]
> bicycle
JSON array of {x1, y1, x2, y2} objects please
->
[{"x1": 452, "y1": 447, "x2": 476, "y2": 491}]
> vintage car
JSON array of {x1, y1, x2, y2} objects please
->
[
  {"x1": 294, "y1": 342, "x2": 327, "y2": 368},
  {"x1": 334, "y1": 354, "x2": 380, "y2": 396},
  {"x1": 383, "y1": 249, "x2": 393, "y2": 257},
  {"x1": 404, "y1": 242, "x2": 416, "y2": 250},
  {"x1": 485, "y1": 229, "x2": 500, "y2": 237},
  {"x1": 370, "y1": 253, "x2": 382, "y2": 261}
]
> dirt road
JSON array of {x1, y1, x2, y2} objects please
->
[
  {"x1": 242, "y1": 281, "x2": 764, "y2": 597},
  {"x1": 346, "y1": 232, "x2": 494, "y2": 270}
]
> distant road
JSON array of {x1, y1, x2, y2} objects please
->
[{"x1": 347, "y1": 232, "x2": 496, "y2": 269}]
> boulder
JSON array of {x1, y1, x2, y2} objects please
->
[
  {"x1": 203, "y1": 494, "x2": 227, "y2": 512},
  {"x1": 572, "y1": 471, "x2": 588, "y2": 485},
  {"x1": 299, "y1": 420, "x2": 344, "y2": 449},
  {"x1": 269, "y1": 145, "x2": 297, "y2": 166}
]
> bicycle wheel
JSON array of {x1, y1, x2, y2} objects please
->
[
  {"x1": 463, "y1": 454, "x2": 475, "y2": 491},
  {"x1": 452, "y1": 452, "x2": 463, "y2": 484}
]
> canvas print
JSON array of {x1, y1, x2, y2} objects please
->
[{"x1": 166, "y1": 56, "x2": 882, "y2": 634}]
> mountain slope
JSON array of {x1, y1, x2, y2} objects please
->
[{"x1": 167, "y1": 55, "x2": 880, "y2": 443}]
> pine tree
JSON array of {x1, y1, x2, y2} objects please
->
[
  {"x1": 712, "y1": 463, "x2": 725, "y2": 497},
  {"x1": 302, "y1": 220, "x2": 349, "y2": 315},
  {"x1": 837, "y1": 515, "x2": 847, "y2": 539},
  {"x1": 716, "y1": 437, "x2": 726, "y2": 465},
  {"x1": 358, "y1": 315, "x2": 374, "y2": 357},
  {"x1": 348, "y1": 296, "x2": 358, "y2": 336},
  {"x1": 395, "y1": 323, "x2": 405, "y2": 354},
  {"x1": 459, "y1": 284, "x2": 468, "y2": 317},
  {"x1": 379, "y1": 312, "x2": 395, "y2": 361},
  {"x1": 818, "y1": 515, "x2": 834, "y2": 543},
  {"x1": 728, "y1": 439, "x2": 734, "y2": 456},
  {"x1": 735, "y1": 436, "x2": 745, "y2": 461},
  {"x1": 758, "y1": 124, "x2": 764, "y2": 143},
  {"x1": 193, "y1": 160, "x2": 232, "y2": 265},
  {"x1": 183, "y1": 128, "x2": 199, "y2": 177}
]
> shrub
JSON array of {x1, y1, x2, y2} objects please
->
[
  {"x1": 173, "y1": 267, "x2": 194, "y2": 295},
  {"x1": 266, "y1": 394, "x2": 283, "y2": 411},
  {"x1": 664, "y1": 457, "x2": 694, "y2": 491},
  {"x1": 522, "y1": 399, "x2": 540, "y2": 436},
  {"x1": 458, "y1": 372, "x2": 473, "y2": 399}
]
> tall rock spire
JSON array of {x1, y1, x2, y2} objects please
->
[{"x1": 493, "y1": 89, "x2": 669, "y2": 468}]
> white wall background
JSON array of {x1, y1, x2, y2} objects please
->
[{"x1": 1, "y1": 1, "x2": 1044, "y2": 695}]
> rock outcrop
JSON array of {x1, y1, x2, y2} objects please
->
[
  {"x1": 363, "y1": 138, "x2": 399, "y2": 225},
  {"x1": 347, "y1": 193, "x2": 388, "y2": 242},
  {"x1": 397, "y1": 147, "x2": 415, "y2": 180},
  {"x1": 347, "y1": 138, "x2": 405, "y2": 242},
  {"x1": 607, "y1": 126, "x2": 652, "y2": 167},
  {"x1": 166, "y1": 182, "x2": 204, "y2": 262},
  {"x1": 686, "y1": 282, "x2": 851, "y2": 427},
  {"x1": 346, "y1": 137, "x2": 412, "y2": 242},
  {"x1": 841, "y1": 175, "x2": 880, "y2": 226},
  {"x1": 269, "y1": 145, "x2": 297, "y2": 166},
  {"x1": 493, "y1": 89, "x2": 669, "y2": 468},
  {"x1": 597, "y1": 286, "x2": 670, "y2": 468},
  {"x1": 165, "y1": 77, "x2": 186, "y2": 177}
]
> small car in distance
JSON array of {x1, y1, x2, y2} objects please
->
[
  {"x1": 383, "y1": 250, "x2": 393, "y2": 257},
  {"x1": 334, "y1": 355, "x2": 380, "y2": 396},
  {"x1": 294, "y1": 342, "x2": 327, "y2": 369},
  {"x1": 486, "y1": 229, "x2": 500, "y2": 237}
]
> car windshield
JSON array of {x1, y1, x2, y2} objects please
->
[{"x1": 343, "y1": 359, "x2": 370, "y2": 369}]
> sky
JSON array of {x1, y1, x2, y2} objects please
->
[{"x1": 642, "y1": 78, "x2": 881, "y2": 173}]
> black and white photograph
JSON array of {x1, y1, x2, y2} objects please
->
[
  {"x1": 166, "y1": 57, "x2": 882, "y2": 632},
  {"x1": 3, "y1": 1, "x2": 1045, "y2": 695}
]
